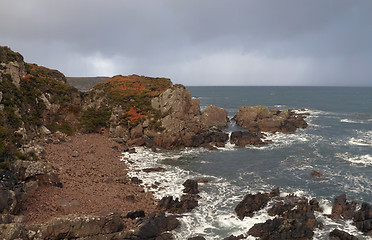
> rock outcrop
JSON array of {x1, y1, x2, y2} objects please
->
[
  {"x1": 230, "y1": 130, "x2": 267, "y2": 146},
  {"x1": 329, "y1": 229, "x2": 358, "y2": 240},
  {"x1": 246, "y1": 191, "x2": 321, "y2": 240},
  {"x1": 158, "y1": 179, "x2": 200, "y2": 214},
  {"x1": 353, "y1": 202, "x2": 372, "y2": 235},
  {"x1": 233, "y1": 105, "x2": 308, "y2": 133},
  {"x1": 235, "y1": 188, "x2": 280, "y2": 220},
  {"x1": 0, "y1": 211, "x2": 180, "y2": 240},
  {"x1": 201, "y1": 105, "x2": 228, "y2": 129},
  {"x1": 331, "y1": 194, "x2": 358, "y2": 220}
]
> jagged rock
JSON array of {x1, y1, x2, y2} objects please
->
[
  {"x1": 235, "y1": 188, "x2": 280, "y2": 220},
  {"x1": 248, "y1": 195, "x2": 320, "y2": 240},
  {"x1": 329, "y1": 229, "x2": 359, "y2": 240},
  {"x1": 158, "y1": 195, "x2": 198, "y2": 214},
  {"x1": 131, "y1": 177, "x2": 142, "y2": 184},
  {"x1": 353, "y1": 202, "x2": 372, "y2": 235},
  {"x1": 142, "y1": 167, "x2": 167, "y2": 173},
  {"x1": 151, "y1": 84, "x2": 195, "y2": 118},
  {"x1": 230, "y1": 131, "x2": 266, "y2": 146},
  {"x1": 34, "y1": 212, "x2": 124, "y2": 239},
  {"x1": 233, "y1": 106, "x2": 308, "y2": 133},
  {"x1": 131, "y1": 124, "x2": 144, "y2": 139},
  {"x1": 125, "y1": 210, "x2": 145, "y2": 219},
  {"x1": 268, "y1": 195, "x2": 322, "y2": 217},
  {"x1": 0, "y1": 212, "x2": 125, "y2": 240},
  {"x1": 201, "y1": 105, "x2": 228, "y2": 129},
  {"x1": 0, "y1": 214, "x2": 25, "y2": 224},
  {"x1": 183, "y1": 179, "x2": 199, "y2": 194},
  {"x1": 331, "y1": 194, "x2": 357, "y2": 220},
  {"x1": 222, "y1": 234, "x2": 245, "y2": 240},
  {"x1": 133, "y1": 212, "x2": 179, "y2": 239},
  {"x1": 188, "y1": 237, "x2": 206, "y2": 240}
]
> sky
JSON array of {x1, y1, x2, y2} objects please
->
[{"x1": 0, "y1": 0, "x2": 371, "y2": 86}]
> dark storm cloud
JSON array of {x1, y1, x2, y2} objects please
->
[{"x1": 0, "y1": 0, "x2": 371, "y2": 86}]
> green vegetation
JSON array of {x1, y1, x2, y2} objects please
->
[
  {"x1": 80, "y1": 107, "x2": 111, "y2": 133},
  {"x1": 1, "y1": 48, "x2": 82, "y2": 167},
  {"x1": 90, "y1": 75, "x2": 172, "y2": 127},
  {"x1": 0, "y1": 46, "x2": 22, "y2": 63},
  {"x1": 47, "y1": 121, "x2": 75, "y2": 135}
]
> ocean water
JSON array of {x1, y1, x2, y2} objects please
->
[{"x1": 122, "y1": 87, "x2": 372, "y2": 240}]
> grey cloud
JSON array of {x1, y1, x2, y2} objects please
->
[{"x1": 0, "y1": 0, "x2": 371, "y2": 86}]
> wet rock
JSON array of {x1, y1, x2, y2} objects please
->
[
  {"x1": 230, "y1": 130, "x2": 266, "y2": 146},
  {"x1": 128, "y1": 148, "x2": 137, "y2": 154},
  {"x1": 133, "y1": 212, "x2": 179, "y2": 239},
  {"x1": 131, "y1": 177, "x2": 143, "y2": 184},
  {"x1": 353, "y1": 202, "x2": 372, "y2": 235},
  {"x1": 329, "y1": 229, "x2": 359, "y2": 240},
  {"x1": 142, "y1": 167, "x2": 167, "y2": 173},
  {"x1": 311, "y1": 171, "x2": 325, "y2": 178},
  {"x1": 235, "y1": 188, "x2": 280, "y2": 220},
  {"x1": 188, "y1": 237, "x2": 206, "y2": 240},
  {"x1": 158, "y1": 195, "x2": 198, "y2": 214},
  {"x1": 222, "y1": 234, "x2": 245, "y2": 240},
  {"x1": 125, "y1": 210, "x2": 145, "y2": 220},
  {"x1": 248, "y1": 198, "x2": 319, "y2": 240},
  {"x1": 233, "y1": 106, "x2": 308, "y2": 133},
  {"x1": 183, "y1": 179, "x2": 199, "y2": 194},
  {"x1": 331, "y1": 194, "x2": 357, "y2": 220}
]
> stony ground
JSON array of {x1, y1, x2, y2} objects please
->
[{"x1": 18, "y1": 132, "x2": 157, "y2": 229}]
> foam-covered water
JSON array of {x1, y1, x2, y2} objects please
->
[{"x1": 123, "y1": 87, "x2": 372, "y2": 239}]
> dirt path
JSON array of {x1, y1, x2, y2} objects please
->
[{"x1": 19, "y1": 133, "x2": 157, "y2": 228}]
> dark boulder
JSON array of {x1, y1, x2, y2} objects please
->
[
  {"x1": 125, "y1": 210, "x2": 145, "y2": 220},
  {"x1": 222, "y1": 234, "x2": 245, "y2": 239},
  {"x1": 158, "y1": 195, "x2": 198, "y2": 214},
  {"x1": 142, "y1": 167, "x2": 167, "y2": 173},
  {"x1": 331, "y1": 194, "x2": 357, "y2": 220},
  {"x1": 329, "y1": 229, "x2": 359, "y2": 240},
  {"x1": 134, "y1": 212, "x2": 180, "y2": 239},
  {"x1": 188, "y1": 237, "x2": 206, "y2": 240},
  {"x1": 248, "y1": 204, "x2": 318, "y2": 240},
  {"x1": 183, "y1": 179, "x2": 199, "y2": 194},
  {"x1": 235, "y1": 188, "x2": 279, "y2": 220},
  {"x1": 353, "y1": 202, "x2": 372, "y2": 235},
  {"x1": 230, "y1": 131, "x2": 266, "y2": 147},
  {"x1": 268, "y1": 195, "x2": 322, "y2": 217}
]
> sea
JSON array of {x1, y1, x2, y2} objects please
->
[{"x1": 121, "y1": 86, "x2": 372, "y2": 240}]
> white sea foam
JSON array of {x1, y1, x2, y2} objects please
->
[
  {"x1": 340, "y1": 118, "x2": 359, "y2": 123},
  {"x1": 348, "y1": 130, "x2": 372, "y2": 147},
  {"x1": 335, "y1": 152, "x2": 372, "y2": 166}
]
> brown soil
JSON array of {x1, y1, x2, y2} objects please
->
[{"x1": 19, "y1": 133, "x2": 157, "y2": 229}]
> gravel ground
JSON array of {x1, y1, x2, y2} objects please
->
[{"x1": 19, "y1": 132, "x2": 157, "y2": 229}]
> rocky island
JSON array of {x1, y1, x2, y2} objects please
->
[{"x1": 1, "y1": 46, "x2": 371, "y2": 239}]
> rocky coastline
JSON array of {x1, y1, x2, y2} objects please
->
[{"x1": 1, "y1": 46, "x2": 371, "y2": 239}]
